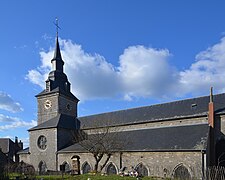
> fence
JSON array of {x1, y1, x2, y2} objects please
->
[{"x1": 205, "y1": 166, "x2": 225, "y2": 180}]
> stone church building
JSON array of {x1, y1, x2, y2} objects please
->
[{"x1": 18, "y1": 35, "x2": 225, "y2": 179}]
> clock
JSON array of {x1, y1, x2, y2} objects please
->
[
  {"x1": 37, "y1": 135, "x2": 47, "y2": 150},
  {"x1": 44, "y1": 100, "x2": 52, "y2": 109}
]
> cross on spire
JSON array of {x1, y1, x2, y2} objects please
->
[{"x1": 54, "y1": 17, "x2": 61, "y2": 37}]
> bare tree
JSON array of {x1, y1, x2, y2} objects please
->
[
  {"x1": 9, "y1": 161, "x2": 35, "y2": 178},
  {"x1": 73, "y1": 124, "x2": 125, "y2": 172}
]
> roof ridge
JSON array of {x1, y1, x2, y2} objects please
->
[{"x1": 79, "y1": 93, "x2": 225, "y2": 119}]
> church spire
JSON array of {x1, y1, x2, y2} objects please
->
[
  {"x1": 51, "y1": 18, "x2": 64, "y2": 72},
  {"x1": 44, "y1": 18, "x2": 71, "y2": 93},
  {"x1": 52, "y1": 36, "x2": 63, "y2": 62}
]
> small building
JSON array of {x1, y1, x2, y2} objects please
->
[
  {"x1": 0, "y1": 137, "x2": 23, "y2": 165},
  {"x1": 18, "y1": 34, "x2": 225, "y2": 179}
]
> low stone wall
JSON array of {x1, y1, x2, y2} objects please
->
[{"x1": 58, "y1": 151, "x2": 203, "y2": 179}]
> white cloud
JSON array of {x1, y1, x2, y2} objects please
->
[
  {"x1": 0, "y1": 114, "x2": 37, "y2": 131},
  {"x1": 26, "y1": 39, "x2": 178, "y2": 101},
  {"x1": 0, "y1": 92, "x2": 23, "y2": 113},
  {"x1": 119, "y1": 45, "x2": 178, "y2": 99},
  {"x1": 179, "y1": 37, "x2": 225, "y2": 95},
  {"x1": 27, "y1": 39, "x2": 121, "y2": 100},
  {"x1": 26, "y1": 37, "x2": 225, "y2": 101},
  {"x1": 20, "y1": 137, "x2": 29, "y2": 148},
  {"x1": 26, "y1": 69, "x2": 47, "y2": 89},
  {"x1": 61, "y1": 40, "x2": 120, "y2": 99},
  {"x1": 0, "y1": 114, "x2": 20, "y2": 122}
]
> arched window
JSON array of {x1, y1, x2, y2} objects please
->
[
  {"x1": 82, "y1": 162, "x2": 91, "y2": 174},
  {"x1": 173, "y1": 164, "x2": 191, "y2": 180},
  {"x1": 38, "y1": 161, "x2": 47, "y2": 175},
  {"x1": 46, "y1": 81, "x2": 50, "y2": 92},
  {"x1": 106, "y1": 163, "x2": 117, "y2": 175},
  {"x1": 62, "y1": 162, "x2": 70, "y2": 172},
  {"x1": 135, "y1": 163, "x2": 148, "y2": 177}
]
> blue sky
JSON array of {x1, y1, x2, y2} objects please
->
[{"x1": 1, "y1": 0, "x2": 225, "y2": 147}]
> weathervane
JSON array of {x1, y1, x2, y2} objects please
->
[{"x1": 53, "y1": 17, "x2": 61, "y2": 37}]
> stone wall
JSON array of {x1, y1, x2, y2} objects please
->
[
  {"x1": 58, "y1": 95, "x2": 77, "y2": 117},
  {"x1": 57, "y1": 128, "x2": 75, "y2": 150},
  {"x1": 58, "y1": 151, "x2": 203, "y2": 179},
  {"x1": 19, "y1": 153, "x2": 30, "y2": 164},
  {"x1": 37, "y1": 93, "x2": 59, "y2": 125},
  {"x1": 122, "y1": 151, "x2": 203, "y2": 178},
  {"x1": 29, "y1": 128, "x2": 57, "y2": 172}
]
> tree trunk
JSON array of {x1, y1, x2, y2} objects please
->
[
  {"x1": 100, "y1": 154, "x2": 111, "y2": 171},
  {"x1": 94, "y1": 161, "x2": 99, "y2": 172},
  {"x1": 94, "y1": 153, "x2": 103, "y2": 172}
]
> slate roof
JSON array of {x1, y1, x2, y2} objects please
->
[
  {"x1": 17, "y1": 147, "x2": 29, "y2": 154},
  {"x1": 36, "y1": 87, "x2": 78, "y2": 101},
  {"x1": 0, "y1": 138, "x2": 11, "y2": 153},
  {"x1": 79, "y1": 93, "x2": 225, "y2": 129},
  {"x1": 29, "y1": 114, "x2": 80, "y2": 131},
  {"x1": 58, "y1": 123, "x2": 209, "y2": 153}
]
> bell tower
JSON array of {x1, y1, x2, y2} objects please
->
[
  {"x1": 36, "y1": 31, "x2": 79, "y2": 125},
  {"x1": 29, "y1": 21, "x2": 80, "y2": 173}
]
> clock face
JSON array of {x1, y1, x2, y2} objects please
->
[
  {"x1": 44, "y1": 100, "x2": 52, "y2": 109},
  {"x1": 37, "y1": 135, "x2": 47, "y2": 150}
]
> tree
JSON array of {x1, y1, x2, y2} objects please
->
[
  {"x1": 9, "y1": 161, "x2": 35, "y2": 178},
  {"x1": 73, "y1": 125, "x2": 125, "y2": 172},
  {"x1": 0, "y1": 148, "x2": 9, "y2": 179}
]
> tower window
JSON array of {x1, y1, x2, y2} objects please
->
[
  {"x1": 52, "y1": 61, "x2": 56, "y2": 70},
  {"x1": 46, "y1": 81, "x2": 50, "y2": 92},
  {"x1": 37, "y1": 135, "x2": 47, "y2": 150},
  {"x1": 65, "y1": 82, "x2": 70, "y2": 92}
]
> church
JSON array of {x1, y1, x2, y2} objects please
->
[{"x1": 18, "y1": 34, "x2": 225, "y2": 179}]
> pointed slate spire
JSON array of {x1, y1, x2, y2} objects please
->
[
  {"x1": 37, "y1": 18, "x2": 79, "y2": 104},
  {"x1": 52, "y1": 36, "x2": 63, "y2": 61},
  {"x1": 51, "y1": 34, "x2": 64, "y2": 72}
]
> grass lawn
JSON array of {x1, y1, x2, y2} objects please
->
[
  {"x1": 9, "y1": 173, "x2": 167, "y2": 180},
  {"x1": 37, "y1": 174, "x2": 162, "y2": 180}
]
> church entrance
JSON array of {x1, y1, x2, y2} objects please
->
[
  {"x1": 38, "y1": 161, "x2": 47, "y2": 175},
  {"x1": 71, "y1": 155, "x2": 80, "y2": 175},
  {"x1": 216, "y1": 139, "x2": 225, "y2": 166}
]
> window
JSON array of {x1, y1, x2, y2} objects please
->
[
  {"x1": 39, "y1": 161, "x2": 47, "y2": 174},
  {"x1": 62, "y1": 162, "x2": 70, "y2": 172},
  {"x1": 46, "y1": 81, "x2": 50, "y2": 92},
  {"x1": 135, "y1": 163, "x2": 148, "y2": 176},
  {"x1": 106, "y1": 163, "x2": 117, "y2": 175},
  {"x1": 173, "y1": 164, "x2": 191, "y2": 180},
  {"x1": 82, "y1": 162, "x2": 91, "y2": 174},
  {"x1": 37, "y1": 135, "x2": 47, "y2": 150}
]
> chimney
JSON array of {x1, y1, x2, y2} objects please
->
[
  {"x1": 15, "y1": 136, "x2": 18, "y2": 144},
  {"x1": 208, "y1": 87, "x2": 214, "y2": 128},
  {"x1": 18, "y1": 140, "x2": 23, "y2": 150}
]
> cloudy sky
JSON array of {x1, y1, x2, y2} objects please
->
[{"x1": 1, "y1": 0, "x2": 225, "y2": 147}]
